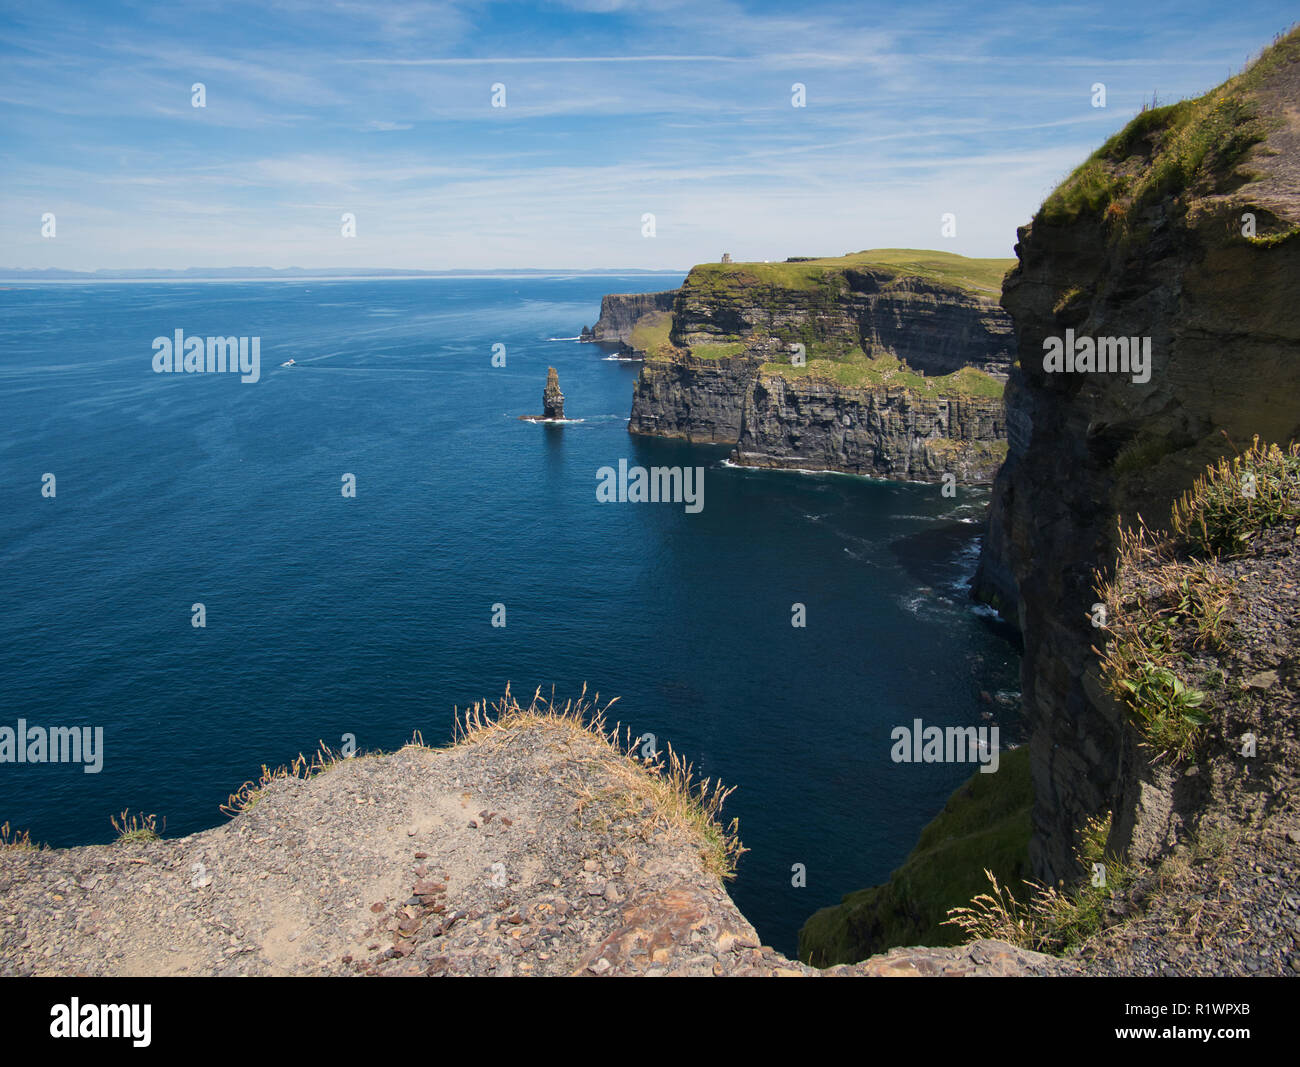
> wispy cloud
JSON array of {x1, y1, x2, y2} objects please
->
[
  {"x1": 0, "y1": 0, "x2": 1292, "y2": 269},
  {"x1": 342, "y1": 54, "x2": 747, "y2": 64}
]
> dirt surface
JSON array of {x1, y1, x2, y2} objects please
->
[
  {"x1": 0, "y1": 717, "x2": 1066, "y2": 977},
  {"x1": 1245, "y1": 38, "x2": 1300, "y2": 218}
]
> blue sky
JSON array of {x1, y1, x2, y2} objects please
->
[{"x1": 0, "y1": 0, "x2": 1293, "y2": 270}]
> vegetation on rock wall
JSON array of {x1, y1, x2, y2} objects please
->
[
  {"x1": 799, "y1": 746, "x2": 1031, "y2": 966},
  {"x1": 1040, "y1": 29, "x2": 1299, "y2": 232}
]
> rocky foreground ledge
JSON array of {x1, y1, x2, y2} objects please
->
[{"x1": 0, "y1": 698, "x2": 1064, "y2": 977}]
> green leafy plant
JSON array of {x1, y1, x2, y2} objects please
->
[
  {"x1": 1172, "y1": 437, "x2": 1300, "y2": 555},
  {"x1": 1118, "y1": 664, "x2": 1210, "y2": 761}
]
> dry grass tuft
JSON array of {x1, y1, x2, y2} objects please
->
[
  {"x1": 220, "y1": 741, "x2": 347, "y2": 817},
  {"x1": 454, "y1": 684, "x2": 747, "y2": 879},
  {"x1": 110, "y1": 810, "x2": 164, "y2": 845},
  {"x1": 0, "y1": 820, "x2": 40, "y2": 851},
  {"x1": 943, "y1": 814, "x2": 1131, "y2": 955},
  {"x1": 1171, "y1": 436, "x2": 1300, "y2": 555}
]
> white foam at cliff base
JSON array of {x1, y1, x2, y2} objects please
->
[{"x1": 720, "y1": 458, "x2": 934, "y2": 486}]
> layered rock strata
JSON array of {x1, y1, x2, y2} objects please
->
[
  {"x1": 543, "y1": 366, "x2": 565, "y2": 420},
  {"x1": 620, "y1": 252, "x2": 1016, "y2": 481},
  {"x1": 580, "y1": 290, "x2": 679, "y2": 347},
  {"x1": 973, "y1": 31, "x2": 1300, "y2": 883},
  {"x1": 732, "y1": 374, "x2": 1006, "y2": 483}
]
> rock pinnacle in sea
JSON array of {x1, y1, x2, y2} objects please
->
[{"x1": 543, "y1": 367, "x2": 565, "y2": 420}]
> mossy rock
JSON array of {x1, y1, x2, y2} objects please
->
[{"x1": 761, "y1": 350, "x2": 1005, "y2": 398}]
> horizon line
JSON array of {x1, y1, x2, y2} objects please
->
[{"x1": 0, "y1": 267, "x2": 693, "y2": 278}]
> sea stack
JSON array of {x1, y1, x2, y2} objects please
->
[{"x1": 543, "y1": 367, "x2": 565, "y2": 420}]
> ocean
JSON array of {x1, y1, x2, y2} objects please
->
[{"x1": 0, "y1": 276, "x2": 1021, "y2": 957}]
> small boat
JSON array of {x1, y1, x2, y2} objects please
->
[{"x1": 281, "y1": 358, "x2": 296, "y2": 367}]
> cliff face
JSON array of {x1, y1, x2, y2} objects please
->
[
  {"x1": 627, "y1": 351, "x2": 764, "y2": 443},
  {"x1": 581, "y1": 290, "x2": 678, "y2": 346},
  {"x1": 672, "y1": 266, "x2": 1013, "y2": 376},
  {"x1": 858, "y1": 284, "x2": 1015, "y2": 377},
  {"x1": 624, "y1": 251, "x2": 1015, "y2": 481},
  {"x1": 974, "y1": 31, "x2": 1300, "y2": 883},
  {"x1": 733, "y1": 373, "x2": 1006, "y2": 482}
]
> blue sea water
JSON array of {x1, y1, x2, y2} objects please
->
[{"x1": 0, "y1": 276, "x2": 1020, "y2": 957}]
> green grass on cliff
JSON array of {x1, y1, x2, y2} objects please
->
[
  {"x1": 1172, "y1": 437, "x2": 1300, "y2": 555},
  {"x1": 1096, "y1": 438, "x2": 1300, "y2": 764},
  {"x1": 635, "y1": 248, "x2": 1013, "y2": 401},
  {"x1": 1039, "y1": 27, "x2": 1299, "y2": 228},
  {"x1": 686, "y1": 249, "x2": 1014, "y2": 297},
  {"x1": 761, "y1": 350, "x2": 1006, "y2": 398},
  {"x1": 630, "y1": 313, "x2": 745, "y2": 361},
  {"x1": 799, "y1": 745, "x2": 1032, "y2": 967},
  {"x1": 929, "y1": 437, "x2": 1009, "y2": 463},
  {"x1": 1095, "y1": 539, "x2": 1228, "y2": 765},
  {"x1": 628, "y1": 310, "x2": 673, "y2": 357},
  {"x1": 690, "y1": 342, "x2": 749, "y2": 360},
  {"x1": 630, "y1": 311, "x2": 749, "y2": 360},
  {"x1": 944, "y1": 813, "x2": 1134, "y2": 955}
]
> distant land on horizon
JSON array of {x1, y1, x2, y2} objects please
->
[{"x1": 0, "y1": 266, "x2": 690, "y2": 281}]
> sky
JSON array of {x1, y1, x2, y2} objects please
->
[{"x1": 0, "y1": 0, "x2": 1293, "y2": 270}]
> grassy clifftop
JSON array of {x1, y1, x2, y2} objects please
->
[
  {"x1": 684, "y1": 249, "x2": 1014, "y2": 298},
  {"x1": 1039, "y1": 27, "x2": 1300, "y2": 234},
  {"x1": 638, "y1": 248, "x2": 1015, "y2": 398}
]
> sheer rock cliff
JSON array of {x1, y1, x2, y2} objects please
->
[
  {"x1": 616, "y1": 251, "x2": 1015, "y2": 482},
  {"x1": 973, "y1": 29, "x2": 1300, "y2": 884}
]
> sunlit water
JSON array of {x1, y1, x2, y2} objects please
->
[{"x1": 0, "y1": 276, "x2": 1021, "y2": 956}]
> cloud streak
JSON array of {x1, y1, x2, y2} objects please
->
[{"x1": 0, "y1": 0, "x2": 1291, "y2": 269}]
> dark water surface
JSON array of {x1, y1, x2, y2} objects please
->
[{"x1": 0, "y1": 276, "x2": 1020, "y2": 956}]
